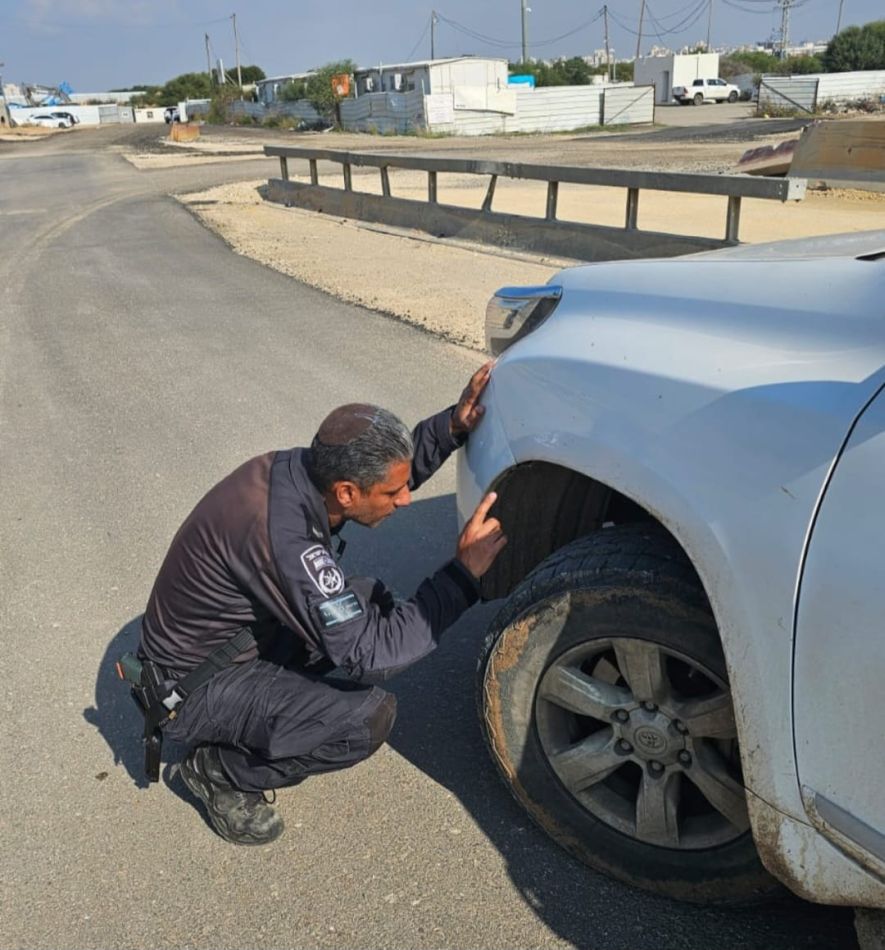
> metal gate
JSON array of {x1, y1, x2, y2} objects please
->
[
  {"x1": 602, "y1": 85, "x2": 655, "y2": 126},
  {"x1": 98, "y1": 104, "x2": 121, "y2": 124},
  {"x1": 758, "y1": 77, "x2": 819, "y2": 114}
]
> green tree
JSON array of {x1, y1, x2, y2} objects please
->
[
  {"x1": 509, "y1": 57, "x2": 608, "y2": 87},
  {"x1": 720, "y1": 50, "x2": 780, "y2": 78},
  {"x1": 614, "y1": 60, "x2": 634, "y2": 81},
  {"x1": 238, "y1": 65, "x2": 266, "y2": 84},
  {"x1": 305, "y1": 59, "x2": 357, "y2": 120},
  {"x1": 785, "y1": 54, "x2": 824, "y2": 74},
  {"x1": 158, "y1": 72, "x2": 214, "y2": 106},
  {"x1": 279, "y1": 78, "x2": 309, "y2": 101},
  {"x1": 208, "y1": 84, "x2": 241, "y2": 124},
  {"x1": 560, "y1": 56, "x2": 593, "y2": 84},
  {"x1": 823, "y1": 20, "x2": 885, "y2": 72}
]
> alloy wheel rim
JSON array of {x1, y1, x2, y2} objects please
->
[{"x1": 534, "y1": 635, "x2": 750, "y2": 850}]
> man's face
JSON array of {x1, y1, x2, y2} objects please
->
[{"x1": 345, "y1": 459, "x2": 412, "y2": 528}]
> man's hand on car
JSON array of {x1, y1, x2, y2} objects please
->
[
  {"x1": 457, "y1": 491, "x2": 507, "y2": 579},
  {"x1": 451, "y1": 361, "x2": 494, "y2": 437}
]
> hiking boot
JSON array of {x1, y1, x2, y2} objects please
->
[{"x1": 179, "y1": 745, "x2": 284, "y2": 846}]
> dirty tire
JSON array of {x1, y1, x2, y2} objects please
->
[
  {"x1": 728, "y1": 90, "x2": 739, "y2": 102},
  {"x1": 477, "y1": 523, "x2": 780, "y2": 904},
  {"x1": 693, "y1": 92, "x2": 704, "y2": 105}
]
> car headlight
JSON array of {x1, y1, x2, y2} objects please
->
[{"x1": 485, "y1": 285, "x2": 562, "y2": 356}]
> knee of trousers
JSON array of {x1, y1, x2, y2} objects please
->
[{"x1": 365, "y1": 692, "x2": 397, "y2": 757}]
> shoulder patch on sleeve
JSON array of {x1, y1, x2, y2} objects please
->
[
  {"x1": 316, "y1": 590, "x2": 364, "y2": 628},
  {"x1": 300, "y1": 544, "x2": 345, "y2": 596}
]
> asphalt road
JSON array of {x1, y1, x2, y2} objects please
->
[{"x1": 0, "y1": 129, "x2": 857, "y2": 950}]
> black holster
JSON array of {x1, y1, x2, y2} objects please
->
[
  {"x1": 118, "y1": 653, "x2": 182, "y2": 783},
  {"x1": 116, "y1": 626, "x2": 257, "y2": 784}
]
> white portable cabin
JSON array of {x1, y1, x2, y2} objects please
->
[{"x1": 634, "y1": 52, "x2": 720, "y2": 104}]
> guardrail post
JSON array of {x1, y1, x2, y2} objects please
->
[
  {"x1": 625, "y1": 188, "x2": 640, "y2": 230},
  {"x1": 343, "y1": 163, "x2": 352, "y2": 192},
  {"x1": 482, "y1": 174, "x2": 498, "y2": 213},
  {"x1": 428, "y1": 170, "x2": 438, "y2": 204},
  {"x1": 279, "y1": 156, "x2": 289, "y2": 181},
  {"x1": 726, "y1": 195, "x2": 742, "y2": 242},
  {"x1": 546, "y1": 181, "x2": 559, "y2": 221},
  {"x1": 380, "y1": 166, "x2": 391, "y2": 197},
  {"x1": 309, "y1": 159, "x2": 318, "y2": 185}
]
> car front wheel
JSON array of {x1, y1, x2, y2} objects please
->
[
  {"x1": 728, "y1": 90, "x2": 739, "y2": 102},
  {"x1": 477, "y1": 524, "x2": 779, "y2": 903},
  {"x1": 693, "y1": 93, "x2": 704, "y2": 105}
]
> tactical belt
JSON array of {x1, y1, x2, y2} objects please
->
[{"x1": 116, "y1": 627, "x2": 257, "y2": 783}]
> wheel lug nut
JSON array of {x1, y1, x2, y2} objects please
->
[
  {"x1": 615, "y1": 709, "x2": 629, "y2": 723},
  {"x1": 618, "y1": 739, "x2": 633, "y2": 754},
  {"x1": 678, "y1": 751, "x2": 692, "y2": 766},
  {"x1": 649, "y1": 761, "x2": 664, "y2": 774},
  {"x1": 674, "y1": 720, "x2": 688, "y2": 734},
  {"x1": 642, "y1": 701, "x2": 657, "y2": 712}
]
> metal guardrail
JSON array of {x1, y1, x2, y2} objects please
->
[{"x1": 264, "y1": 145, "x2": 807, "y2": 253}]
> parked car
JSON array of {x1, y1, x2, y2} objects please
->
[
  {"x1": 50, "y1": 110, "x2": 79, "y2": 125},
  {"x1": 457, "y1": 231, "x2": 885, "y2": 907},
  {"x1": 673, "y1": 77, "x2": 740, "y2": 105},
  {"x1": 27, "y1": 113, "x2": 70, "y2": 129},
  {"x1": 164, "y1": 106, "x2": 180, "y2": 124}
]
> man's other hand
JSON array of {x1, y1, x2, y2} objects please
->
[
  {"x1": 451, "y1": 361, "x2": 493, "y2": 437},
  {"x1": 457, "y1": 492, "x2": 507, "y2": 579}
]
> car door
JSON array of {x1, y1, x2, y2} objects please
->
[{"x1": 793, "y1": 384, "x2": 885, "y2": 876}]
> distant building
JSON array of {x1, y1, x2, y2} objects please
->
[
  {"x1": 353, "y1": 57, "x2": 508, "y2": 97},
  {"x1": 255, "y1": 73, "x2": 314, "y2": 106},
  {"x1": 634, "y1": 52, "x2": 720, "y2": 104}
]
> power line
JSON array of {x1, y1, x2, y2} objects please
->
[
  {"x1": 435, "y1": 9, "x2": 604, "y2": 54},
  {"x1": 404, "y1": 14, "x2": 432, "y2": 62}
]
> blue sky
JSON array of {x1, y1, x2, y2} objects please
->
[{"x1": 3, "y1": 0, "x2": 881, "y2": 91}]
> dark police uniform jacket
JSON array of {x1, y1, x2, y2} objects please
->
[{"x1": 140, "y1": 407, "x2": 479, "y2": 682}]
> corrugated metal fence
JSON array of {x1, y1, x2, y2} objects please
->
[
  {"x1": 340, "y1": 91, "x2": 424, "y2": 134},
  {"x1": 229, "y1": 100, "x2": 322, "y2": 124},
  {"x1": 291, "y1": 83, "x2": 653, "y2": 136},
  {"x1": 817, "y1": 70, "x2": 885, "y2": 104},
  {"x1": 507, "y1": 86, "x2": 603, "y2": 133},
  {"x1": 759, "y1": 70, "x2": 885, "y2": 113}
]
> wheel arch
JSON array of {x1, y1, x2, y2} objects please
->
[{"x1": 480, "y1": 460, "x2": 697, "y2": 602}]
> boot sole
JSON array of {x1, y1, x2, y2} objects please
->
[{"x1": 178, "y1": 757, "x2": 283, "y2": 846}]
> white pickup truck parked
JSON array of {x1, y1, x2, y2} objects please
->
[{"x1": 673, "y1": 77, "x2": 741, "y2": 105}]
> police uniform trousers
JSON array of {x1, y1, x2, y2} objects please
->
[{"x1": 163, "y1": 656, "x2": 397, "y2": 793}]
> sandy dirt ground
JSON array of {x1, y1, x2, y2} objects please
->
[
  {"x1": 0, "y1": 125, "x2": 62, "y2": 142},
  {"x1": 143, "y1": 123, "x2": 884, "y2": 351}
]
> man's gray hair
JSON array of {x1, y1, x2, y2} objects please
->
[{"x1": 307, "y1": 403, "x2": 414, "y2": 491}]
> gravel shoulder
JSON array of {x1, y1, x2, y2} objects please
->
[{"x1": 105, "y1": 120, "x2": 882, "y2": 352}]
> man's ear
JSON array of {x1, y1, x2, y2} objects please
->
[{"x1": 332, "y1": 480, "x2": 361, "y2": 510}]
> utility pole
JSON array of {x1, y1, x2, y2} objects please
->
[
  {"x1": 706, "y1": 0, "x2": 713, "y2": 50},
  {"x1": 431, "y1": 10, "x2": 438, "y2": 60},
  {"x1": 521, "y1": 0, "x2": 529, "y2": 65},
  {"x1": 603, "y1": 5, "x2": 611, "y2": 81},
  {"x1": 835, "y1": 0, "x2": 845, "y2": 36},
  {"x1": 635, "y1": 0, "x2": 645, "y2": 61},
  {"x1": 778, "y1": 0, "x2": 792, "y2": 59},
  {"x1": 205, "y1": 34, "x2": 212, "y2": 84},
  {"x1": 231, "y1": 13, "x2": 243, "y2": 96}
]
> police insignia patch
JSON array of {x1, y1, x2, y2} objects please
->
[
  {"x1": 316, "y1": 591, "x2": 364, "y2": 628},
  {"x1": 300, "y1": 544, "x2": 345, "y2": 596}
]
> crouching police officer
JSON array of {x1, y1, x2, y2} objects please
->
[{"x1": 135, "y1": 363, "x2": 505, "y2": 845}]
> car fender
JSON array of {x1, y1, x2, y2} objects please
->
[{"x1": 460, "y1": 253, "x2": 885, "y2": 825}]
